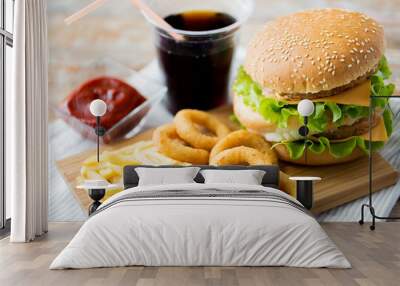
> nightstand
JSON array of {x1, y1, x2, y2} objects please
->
[
  {"x1": 289, "y1": 177, "x2": 321, "y2": 210},
  {"x1": 77, "y1": 180, "x2": 120, "y2": 215}
]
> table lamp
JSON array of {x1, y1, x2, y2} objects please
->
[
  {"x1": 89, "y1": 99, "x2": 107, "y2": 162},
  {"x1": 77, "y1": 99, "x2": 108, "y2": 215},
  {"x1": 289, "y1": 99, "x2": 321, "y2": 210}
]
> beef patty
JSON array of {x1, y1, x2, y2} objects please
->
[{"x1": 320, "y1": 112, "x2": 380, "y2": 140}]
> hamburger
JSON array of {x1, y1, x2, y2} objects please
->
[{"x1": 233, "y1": 8, "x2": 395, "y2": 165}]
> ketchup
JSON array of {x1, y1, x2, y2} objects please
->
[{"x1": 65, "y1": 77, "x2": 146, "y2": 130}]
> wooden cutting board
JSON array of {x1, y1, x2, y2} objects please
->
[{"x1": 56, "y1": 105, "x2": 399, "y2": 214}]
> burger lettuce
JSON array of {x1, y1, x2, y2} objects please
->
[{"x1": 233, "y1": 56, "x2": 394, "y2": 159}]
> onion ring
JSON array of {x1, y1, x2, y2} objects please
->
[
  {"x1": 153, "y1": 124, "x2": 209, "y2": 164},
  {"x1": 210, "y1": 146, "x2": 270, "y2": 166},
  {"x1": 210, "y1": 130, "x2": 278, "y2": 165},
  {"x1": 174, "y1": 109, "x2": 230, "y2": 150}
]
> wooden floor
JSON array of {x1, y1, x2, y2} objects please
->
[{"x1": 0, "y1": 223, "x2": 399, "y2": 286}]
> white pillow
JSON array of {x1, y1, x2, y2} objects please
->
[
  {"x1": 135, "y1": 167, "x2": 200, "y2": 186},
  {"x1": 200, "y1": 169, "x2": 266, "y2": 185}
]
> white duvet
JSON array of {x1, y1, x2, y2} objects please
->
[{"x1": 50, "y1": 183, "x2": 350, "y2": 269}]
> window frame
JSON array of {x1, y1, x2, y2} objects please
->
[{"x1": 0, "y1": 0, "x2": 13, "y2": 233}]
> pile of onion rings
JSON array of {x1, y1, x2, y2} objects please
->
[
  {"x1": 152, "y1": 113, "x2": 294, "y2": 196},
  {"x1": 153, "y1": 110, "x2": 230, "y2": 164}
]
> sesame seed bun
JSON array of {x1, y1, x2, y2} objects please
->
[
  {"x1": 233, "y1": 93, "x2": 277, "y2": 133},
  {"x1": 244, "y1": 8, "x2": 384, "y2": 96}
]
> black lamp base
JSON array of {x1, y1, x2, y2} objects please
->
[
  {"x1": 296, "y1": 180, "x2": 314, "y2": 210},
  {"x1": 88, "y1": 188, "x2": 106, "y2": 215}
]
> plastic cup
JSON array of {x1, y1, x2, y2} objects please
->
[{"x1": 141, "y1": 0, "x2": 254, "y2": 113}]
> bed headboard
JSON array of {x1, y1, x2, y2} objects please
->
[{"x1": 123, "y1": 165, "x2": 280, "y2": 189}]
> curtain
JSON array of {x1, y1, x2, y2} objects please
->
[{"x1": 7, "y1": 0, "x2": 49, "y2": 242}]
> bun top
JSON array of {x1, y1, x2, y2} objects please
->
[{"x1": 244, "y1": 9, "x2": 384, "y2": 95}]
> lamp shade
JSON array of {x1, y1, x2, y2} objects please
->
[
  {"x1": 297, "y1": 99, "x2": 315, "y2": 117},
  {"x1": 89, "y1": 99, "x2": 107, "y2": 117}
]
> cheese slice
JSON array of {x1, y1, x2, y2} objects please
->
[
  {"x1": 360, "y1": 117, "x2": 388, "y2": 141},
  {"x1": 271, "y1": 80, "x2": 371, "y2": 107}
]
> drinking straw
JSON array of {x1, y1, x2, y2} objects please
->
[
  {"x1": 130, "y1": 0, "x2": 184, "y2": 41},
  {"x1": 64, "y1": 0, "x2": 109, "y2": 26}
]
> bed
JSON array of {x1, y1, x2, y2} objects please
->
[{"x1": 50, "y1": 165, "x2": 350, "y2": 269}]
